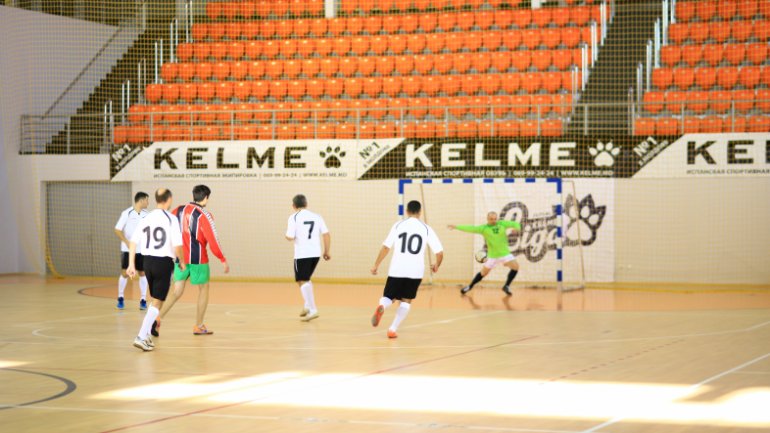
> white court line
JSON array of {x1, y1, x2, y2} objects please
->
[
  {"x1": 3, "y1": 404, "x2": 582, "y2": 433},
  {"x1": 580, "y1": 351, "x2": 770, "y2": 433}
]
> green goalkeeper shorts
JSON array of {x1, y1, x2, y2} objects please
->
[{"x1": 174, "y1": 263, "x2": 210, "y2": 285}]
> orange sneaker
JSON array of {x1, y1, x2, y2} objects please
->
[
  {"x1": 387, "y1": 330, "x2": 398, "y2": 339},
  {"x1": 371, "y1": 305, "x2": 385, "y2": 327},
  {"x1": 193, "y1": 324, "x2": 213, "y2": 335}
]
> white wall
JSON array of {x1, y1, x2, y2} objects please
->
[{"x1": 0, "y1": 6, "x2": 116, "y2": 273}]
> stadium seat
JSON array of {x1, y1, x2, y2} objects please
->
[
  {"x1": 531, "y1": 50, "x2": 552, "y2": 71},
  {"x1": 255, "y1": 124, "x2": 273, "y2": 141},
  {"x1": 739, "y1": 66, "x2": 761, "y2": 88},
  {"x1": 756, "y1": 88, "x2": 770, "y2": 111},
  {"x1": 414, "y1": 55, "x2": 434, "y2": 75},
  {"x1": 687, "y1": 91, "x2": 709, "y2": 114},
  {"x1": 275, "y1": 124, "x2": 296, "y2": 140},
  {"x1": 464, "y1": 32, "x2": 482, "y2": 52},
  {"x1": 382, "y1": 76, "x2": 402, "y2": 97},
  {"x1": 682, "y1": 116, "x2": 700, "y2": 133},
  {"x1": 688, "y1": 22, "x2": 710, "y2": 44},
  {"x1": 656, "y1": 117, "x2": 679, "y2": 135},
  {"x1": 522, "y1": 29, "x2": 542, "y2": 49},
  {"x1": 501, "y1": 73, "x2": 522, "y2": 94},
  {"x1": 339, "y1": 57, "x2": 359, "y2": 77},
  {"x1": 210, "y1": 23, "x2": 228, "y2": 41},
  {"x1": 408, "y1": 34, "x2": 427, "y2": 54},
  {"x1": 395, "y1": 55, "x2": 415, "y2": 75},
  {"x1": 242, "y1": 22, "x2": 260, "y2": 39},
  {"x1": 707, "y1": 89, "x2": 731, "y2": 113},
  {"x1": 541, "y1": 119, "x2": 562, "y2": 137},
  {"x1": 246, "y1": 60, "x2": 265, "y2": 80},
  {"x1": 652, "y1": 68, "x2": 674, "y2": 90},
  {"x1": 761, "y1": 66, "x2": 770, "y2": 87},
  {"x1": 733, "y1": 88, "x2": 755, "y2": 112},
  {"x1": 634, "y1": 118, "x2": 656, "y2": 136},
  {"x1": 512, "y1": 9, "x2": 532, "y2": 28},
  {"x1": 260, "y1": 20, "x2": 276, "y2": 39},
  {"x1": 746, "y1": 43, "x2": 768, "y2": 65},
  {"x1": 710, "y1": 21, "x2": 732, "y2": 44},
  {"x1": 747, "y1": 115, "x2": 770, "y2": 132},
  {"x1": 511, "y1": 51, "x2": 531, "y2": 71},
  {"x1": 453, "y1": 53, "x2": 472, "y2": 74},
  {"x1": 695, "y1": 67, "x2": 717, "y2": 90},
  {"x1": 460, "y1": 75, "x2": 481, "y2": 95},
  {"x1": 511, "y1": 94, "x2": 531, "y2": 117},
  {"x1": 697, "y1": 0, "x2": 718, "y2": 22},
  {"x1": 667, "y1": 23, "x2": 688, "y2": 44},
  {"x1": 491, "y1": 51, "x2": 512, "y2": 72},
  {"x1": 702, "y1": 45, "x2": 723, "y2": 67},
  {"x1": 666, "y1": 90, "x2": 686, "y2": 113},
  {"x1": 402, "y1": 76, "x2": 421, "y2": 97},
  {"x1": 660, "y1": 45, "x2": 682, "y2": 67},
  {"x1": 225, "y1": 23, "x2": 242, "y2": 40},
  {"x1": 725, "y1": 44, "x2": 746, "y2": 66},
  {"x1": 682, "y1": 45, "x2": 703, "y2": 67},
  {"x1": 541, "y1": 28, "x2": 561, "y2": 49},
  {"x1": 389, "y1": 35, "x2": 407, "y2": 55},
  {"x1": 440, "y1": 75, "x2": 460, "y2": 95},
  {"x1": 335, "y1": 123, "x2": 356, "y2": 139},
  {"x1": 296, "y1": 39, "x2": 316, "y2": 58},
  {"x1": 376, "y1": 56, "x2": 396, "y2": 76},
  {"x1": 521, "y1": 72, "x2": 543, "y2": 93},
  {"x1": 673, "y1": 67, "x2": 695, "y2": 89},
  {"x1": 479, "y1": 74, "x2": 501, "y2": 95},
  {"x1": 234, "y1": 102, "x2": 252, "y2": 121},
  {"x1": 309, "y1": 18, "x2": 327, "y2": 36},
  {"x1": 533, "y1": 94, "x2": 553, "y2": 115},
  {"x1": 700, "y1": 116, "x2": 724, "y2": 133},
  {"x1": 503, "y1": 30, "x2": 523, "y2": 50},
  {"x1": 717, "y1": 66, "x2": 740, "y2": 89}
]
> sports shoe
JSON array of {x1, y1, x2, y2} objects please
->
[
  {"x1": 299, "y1": 308, "x2": 309, "y2": 317},
  {"x1": 193, "y1": 324, "x2": 213, "y2": 335},
  {"x1": 139, "y1": 299, "x2": 147, "y2": 310},
  {"x1": 387, "y1": 330, "x2": 398, "y2": 339},
  {"x1": 301, "y1": 312, "x2": 319, "y2": 322},
  {"x1": 460, "y1": 285, "x2": 472, "y2": 295},
  {"x1": 151, "y1": 319, "x2": 160, "y2": 337},
  {"x1": 133, "y1": 336, "x2": 153, "y2": 351},
  {"x1": 502, "y1": 285, "x2": 512, "y2": 296},
  {"x1": 116, "y1": 297, "x2": 125, "y2": 309},
  {"x1": 145, "y1": 335, "x2": 155, "y2": 348},
  {"x1": 371, "y1": 305, "x2": 384, "y2": 327}
]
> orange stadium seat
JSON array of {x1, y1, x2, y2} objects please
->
[
  {"x1": 437, "y1": 12, "x2": 457, "y2": 31},
  {"x1": 725, "y1": 44, "x2": 746, "y2": 66},
  {"x1": 260, "y1": 20, "x2": 276, "y2": 38},
  {"x1": 697, "y1": 0, "x2": 718, "y2": 21},
  {"x1": 541, "y1": 119, "x2": 562, "y2": 137},
  {"x1": 225, "y1": 22, "x2": 242, "y2": 40},
  {"x1": 335, "y1": 123, "x2": 356, "y2": 139},
  {"x1": 501, "y1": 73, "x2": 522, "y2": 94},
  {"x1": 511, "y1": 50, "x2": 531, "y2": 71},
  {"x1": 408, "y1": 97, "x2": 428, "y2": 119},
  {"x1": 473, "y1": 52, "x2": 492, "y2": 73},
  {"x1": 453, "y1": 53, "x2": 472, "y2": 74},
  {"x1": 208, "y1": 23, "x2": 225, "y2": 41},
  {"x1": 389, "y1": 34, "x2": 408, "y2": 55},
  {"x1": 248, "y1": 60, "x2": 265, "y2": 80},
  {"x1": 212, "y1": 62, "x2": 230, "y2": 81},
  {"x1": 346, "y1": 16, "x2": 363, "y2": 35},
  {"x1": 747, "y1": 115, "x2": 770, "y2": 132},
  {"x1": 656, "y1": 117, "x2": 679, "y2": 135},
  {"x1": 210, "y1": 42, "x2": 228, "y2": 60},
  {"x1": 339, "y1": 57, "x2": 358, "y2": 77},
  {"x1": 415, "y1": 54, "x2": 434, "y2": 75},
  {"x1": 193, "y1": 43, "x2": 211, "y2": 61},
  {"x1": 440, "y1": 75, "x2": 460, "y2": 95},
  {"x1": 491, "y1": 51, "x2": 512, "y2": 72},
  {"x1": 710, "y1": 21, "x2": 731, "y2": 43},
  {"x1": 708, "y1": 89, "x2": 731, "y2": 113},
  {"x1": 480, "y1": 74, "x2": 501, "y2": 94},
  {"x1": 460, "y1": 75, "x2": 480, "y2": 95},
  {"x1": 688, "y1": 22, "x2": 710, "y2": 44},
  {"x1": 686, "y1": 90, "x2": 709, "y2": 113},
  {"x1": 682, "y1": 117, "x2": 700, "y2": 133},
  {"x1": 634, "y1": 118, "x2": 656, "y2": 136},
  {"x1": 542, "y1": 72, "x2": 562, "y2": 93},
  {"x1": 660, "y1": 45, "x2": 682, "y2": 67},
  {"x1": 265, "y1": 60, "x2": 283, "y2": 79},
  {"x1": 260, "y1": 40, "x2": 278, "y2": 59},
  {"x1": 363, "y1": 15, "x2": 382, "y2": 34},
  {"x1": 717, "y1": 66, "x2": 740, "y2": 89},
  {"x1": 695, "y1": 67, "x2": 717, "y2": 89},
  {"x1": 518, "y1": 120, "x2": 538, "y2": 137},
  {"x1": 394, "y1": 55, "x2": 414, "y2": 75},
  {"x1": 160, "y1": 63, "x2": 178, "y2": 82},
  {"x1": 215, "y1": 82, "x2": 234, "y2": 100},
  {"x1": 666, "y1": 91, "x2": 686, "y2": 113},
  {"x1": 676, "y1": 1, "x2": 696, "y2": 22},
  {"x1": 233, "y1": 81, "x2": 250, "y2": 101},
  {"x1": 512, "y1": 9, "x2": 532, "y2": 28},
  {"x1": 432, "y1": 54, "x2": 452, "y2": 74},
  {"x1": 419, "y1": 13, "x2": 438, "y2": 32},
  {"x1": 756, "y1": 88, "x2": 770, "y2": 111},
  {"x1": 374, "y1": 55, "x2": 394, "y2": 76},
  {"x1": 244, "y1": 41, "x2": 261, "y2": 59},
  {"x1": 739, "y1": 66, "x2": 761, "y2": 88},
  {"x1": 425, "y1": 33, "x2": 445, "y2": 53},
  {"x1": 733, "y1": 88, "x2": 755, "y2": 112},
  {"x1": 502, "y1": 30, "x2": 523, "y2": 50},
  {"x1": 702, "y1": 45, "x2": 723, "y2": 67},
  {"x1": 532, "y1": 94, "x2": 553, "y2": 115},
  {"x1": 570, "y1": 6, "x2": 591, "y2": 26},
  {"x1": 242, "y1": 21, "x2": 260, "y2": 39},
  {"x1": 344, "y1": 78, "x2": 363, "y2": 97},
  {"x1": 309, "y1": 18, "x2": 327, "y2": 36},
  {"x1": 522, "y1": 29, "x2": 542, "y2": 49},
  {"x1": 407, "y1": 34, "x2": 427, "y2": 54},
  {"x1": 700, "y1": 116, "x2": 724, "y2": 133},
  {"x1": 161, "y1": 84, "x2": 180, "y2": 103},
  {"x1": 179, "y1": 83, "x2": 196, "y2": 102},
  {"x1": 747, "y1": 43, "x2": 768, "y2": 65},
  {"x1": 358, "y1": 57, "x2": 376, "y2": 76},
  {"x1": 401, "y1": 14, "x2": 419, "y2": 33},
  {"x1": 521, "y1": 72, "x2": 543, "y2": 93},
  {"x1": 456, "y1": 11, "x2": 475, "y2": 31},
  {"x1": 444, "y1": 32, "x2": 463, "y2": 52},
  {"x1": 286, "y1": 79, "x2": 305, "y2": 99},
  {"x1": 511, "y1": 94, "x2": 531, "y2": 117},
  {"x1": 652, "y1": 67, "x2": 674, "y2": 89},
  {"x1": 191, "y1": 23, "x2": 208, "y2": 41},
  {"x1": 667, "y1": 23, "x2": 688, "y2": 44},
  {"x1": 402, "y1": 76, "x2": 422, "y2": 96},
  {"x1": 681, "y1": 46, "x2": 702, "y2": 67},
  {"x1": 196, "y1": 62, "x2": 214, "y2": 80},
  {"x1": 532, "y1": 50, "x2": 552, "y2": 70},
  {"x1": 496, "y1": 120, "x2": 520, "y2": 137},
  {"x1": 494, "y1": 9, "x2": 512, "y2": 29},
  {"x1": 296, "y1": 39, "x2": 315, "y2": 58},
  {"x1": 476, "y1": 10, "x2": 494, "y2": 30},
  {"x1": 532, "y1": 8, "x2": 552, "y2": 27},
  {"x1": 464, "y1": 32, "x2": 482, "y2": 52},
  {"x1": 177, "y1": 43, "x2": 194, "y2": 62},
  {"x1": 730, "y1": 20, "x2": 752, "y2": 42}
]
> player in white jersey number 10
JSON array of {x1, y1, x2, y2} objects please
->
[{"x1": 370, "y1": 200, "x2": 443, "y2": 339}]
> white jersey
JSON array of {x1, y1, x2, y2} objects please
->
[
  {"x1": 130, "y1": 209, "x2": 183, "y2": 259},
  {"x1": 383, "y1": 217, "x2": 443, "y2": 279},
  {"x1": 115, "y1": 206, "x2": 149, "y2": 252},
  {"x1": 286, "y1": 209, "x2": 329, "y2": 259}
]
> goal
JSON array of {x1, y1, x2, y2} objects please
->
[{"x1": 398, "y1": 178, "x2": 588, "y2": 297}]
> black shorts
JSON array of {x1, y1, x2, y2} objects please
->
[
  {"x1": 294, "y1": 257, "x2": 320, "y2": 281},
  {"x1": 383, "y1": 276, "x2": 422, "y2": 300},
  {"x1": 121, "y1": 252, "x2": 144, "y2": 271},
  {"x1": 143, "y1": 256, "x2": 174, "y2": 301}
]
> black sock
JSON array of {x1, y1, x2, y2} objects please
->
[
  {"x1": 469, "y1": 272, "x2": 483, "y2": 288},
  {"x1": 505, "y1": 269, "x2": 518, "y2": 286}
]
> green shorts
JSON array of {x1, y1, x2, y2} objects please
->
[{"x1": 174, "y1": 263, "x2": 210, "y2": 285}]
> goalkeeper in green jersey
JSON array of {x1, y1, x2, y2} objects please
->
[{"x1": 448, "y1": 211, "x2": 522, "y2": 296}]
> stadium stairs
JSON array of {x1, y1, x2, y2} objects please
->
[
  {"x1": 48, "y1": 1, "x2": 175, "y2": 153},
  {"x1": 567, "y1": 0, "x2": 659, "y2": 137}
]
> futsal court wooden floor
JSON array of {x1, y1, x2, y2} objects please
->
[{"x1": 2, "y1": 274, "x2": 770, "y2": 433}]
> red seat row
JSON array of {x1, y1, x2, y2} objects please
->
[
  {"x1": 634, "y1": 115, "x2": 770, "y2": 135},
  {"x1": 667, "y1": 19, "x2": 770, "y2": 44},
  {"x1": 660, "y1": 43, "x2": 768, "y2": 67},
  {"x1": 674, "y1": 0, "x2": 769, "y2": 23},
  {"x1": 651, "y1": 65, "x2": 770, "y2": 90},
  {"x1": 130, "y1": 93, "x2": 574, "y2": 125},
  {"x1": 164, "y1": 50, "x2": 587, "y2": 84},
  {"x1": 643, "y1": 88, "x2": 770, "y2": 114},
  {"x1": 184, "y1": 27, "x2": 594, "y2": 60},
  {"x1": 146, "y1": 70, "x2": 580, "y2": 103},
  {"x1": 206, "y1": 0, "x2": 324, "y2": 19},
  {"x1": 115, "y1": 117, "x2": 565, "y2": 144}
]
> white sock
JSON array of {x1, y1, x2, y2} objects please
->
[
  {"x1": 138, "y1": 306, "x2": 159, "y2": 340},
  {"x1": 301, "y1": 282, "x2": 317, "y2": 313},
  {"x1": 389, "y1": 303, "x2": 411, "y2": 332},
  {"x1": 139, "y1": 276, "x2": 148, "y2": 300},
  {"x1": 379, "y1": 297, "x2": 393, "y2": 309},
  {"x1": 118, "y1": 276, "x2": 127, "y2": 298}
]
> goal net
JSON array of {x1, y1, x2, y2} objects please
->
[{"x1": 399, "y1": 177, "x2": 616, "y2": 292}]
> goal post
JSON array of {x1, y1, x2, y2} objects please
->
[{"x1": 398, "y1": 177, "x2": 587, "y2": 299}]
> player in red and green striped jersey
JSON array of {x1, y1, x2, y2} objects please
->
[{"x1": 448, "y1": 211, "x2": 522, "y2": 296}]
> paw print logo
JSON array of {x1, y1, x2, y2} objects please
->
[
  {"x1": 563, "y1": 194, "x2": 606, "y2": 247},
  {"x1": 319, "y1": 146, "x2": 346, "y2": 168},
  {"x1": 588, "y1": 141, "x2": 621, "y2": 167}
]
